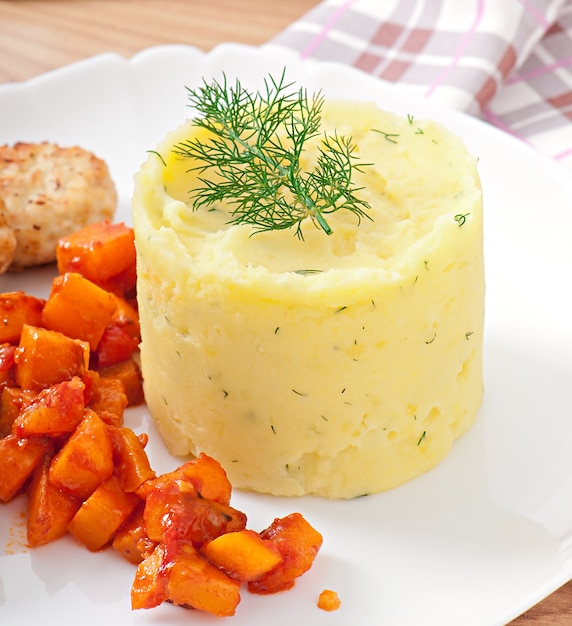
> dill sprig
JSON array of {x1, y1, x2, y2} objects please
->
[{"x1": 173, "y1": 71, "x2": 372, "y2": 238}]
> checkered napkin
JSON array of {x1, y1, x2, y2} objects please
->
[{"x1": 270, "y1": 0, "x2": 572, "y2": 171}]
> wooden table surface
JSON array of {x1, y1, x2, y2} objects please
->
[{"x1": 0, "y1": 1, "x2": 570, "y2": 623}]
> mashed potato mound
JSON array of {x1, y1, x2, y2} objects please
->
[{"x1": 132, "y1": 99, "x2": 484, "y2": 499}]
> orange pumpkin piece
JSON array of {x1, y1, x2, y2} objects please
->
[
  {"x1": 108, "y1": 425, "x2": 156, "y2": 492},
  {"x1": 14, "y1": 324, "x2": 89, "y2": 391},
  {"x1": 49, "y1": 409, "x2": 114, "y2": 500},
  {"x1": 137, "y1": 453, "x2": 232, "y2": 504},
  {"x1": 317, "y1": 589, "x2": 341, "y2": 611},
  {"x1": 99, "y1": 358, "x2": 144, "y2": 406},
  {"x1": 0, "y1": 434, "x2": 50, "y2": 502},
  {"x1": 13, "y1": 376, "x2": 86, "y2": 438},
  {"x1": 95, "y1": 324, "x2": 139, "y2": 369},
  {"x1": 57, "y1": 220, "x2": 135, "y2": 282},
  {"x1": 176, "y1": 453, "x2": 233, "y2": 504},
  {"x1": 166, "y1": 544, "x2": 241, "y2": 617},
  {"x1": 0, "y1": 291, "x2": 45, "y2": 344},
  {"x1": 101, "y1": 264, "x2": 137, "y2": 299},
  {"x1": 67, "y1": 475, "x2": 140, "y2": 551},
  {"x1": 200, "y1": 529, "x2": 283, "y2": 582},
  {"x1": 0, "y1": 386, "x2": 36, "y2": 438},
  {"x1": 131, "y1": 543, "x2": 169, "y2": 610},
  {"x1": 86, "y1": 372, "x2": 127, "y2": 426},
  {"x1": 143, "y1": 481, "x2": 246, "y2": 546},
  {"x1": 0, "y1": 343, "x2": 17, "y2": 390},
  {"x1": 41, "y1": 272, "x2": 117, "y2": 350},
  {"x1": 27, "y1": 451, "x2": 81, "y2": 547},
  {"x1": 110, "y1": 294, "x2": 140, "y2": 343},
  {"x1": 247, "y1": 513, "x2": 323, "y2": 594},
  {"x1": 112, "y1": 502, "x2": 155, "y2": 565}
]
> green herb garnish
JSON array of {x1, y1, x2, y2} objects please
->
[
  {"x1": 454, "y1": 212, "x2": 470, "y2": 227},
  {"x1": 372, "y1": 128, "x2": 400, "y2": 143},
  {"x1": 173, "y1": 71, "x2": 372, "y2": 238}
]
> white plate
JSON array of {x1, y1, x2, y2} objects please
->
[{"x1": 1, "y1": 43, "x2": 572, "y2": 626}]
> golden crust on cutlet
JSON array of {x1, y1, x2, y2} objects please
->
[
  {"x1": 0, "y1": 141, "x2": 117, "y2": 272},
  {"x1": 0, "y1": 196, "x2": 16, "y2": 273}
]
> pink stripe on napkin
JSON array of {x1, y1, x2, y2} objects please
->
[
  {"x1": 425, "y1": 0, "x2": 486, "y2": 98},
  {"x1": 301, "y1": 0, "x2": 360, "y2": 58}
]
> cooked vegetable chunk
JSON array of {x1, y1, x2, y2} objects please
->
[
  {"x1": 13, "y1": 376, "x2": 86, "y2": 438},
  {"x1": 41, "y1": 272, "x2": 117, "y2": 351},
  {"x1": 166, "y1": 545, "x2": 241, "y2": 616},
  {"x1": 48, "y1": 409, "x2": 114, "y2": 499},
  {"x1": 112, "y1": 502, "x2": 153, "y2": 565},
  {"x1": 200, "y1": 529, "x2": 283, "y2": 582},
  {"x1": 318, "y1": 589, "x2": 341, "y2": 611},
  {"x1": 14, "y1": 324, "x2": 88, "y2": 391},
  {"x1": 248, "y1": 513, "x2": 323, "y2": 594},
  {"x1": 57, "y1": 220, "x2": 136, "y2": 297},
  {"x1": 27, "y1": 451, "x2": 81, "y2": 547},
  {"x1": 0, "y1": 434, "x2": 50, "y2": 502},
  {"x1": 67, "y1": 476, "x2": 139, "y2": 551},
  {"x1": 0, "y1": 291, "x2": 44, "y2": 344},
  {"x1": 108, "y1": 425, "x2": 156, "y2": 492}
]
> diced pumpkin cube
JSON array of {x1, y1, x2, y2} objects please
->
[
  {"x1": 200, "y1": 529, "x2": 283, "y2": 582},
  {"x1": 176, "y1": 454, "x2": 233, "y2": 504},
  {"x1": 143, "y1": 482, "x2": 246, "y2": 546},
  {"x1": 0, "y1": 343, "x2": 17, "y2": 390},
  {"x1": 166, "y1": 545, "x2": 241, "y2": 617},
  {"x1": 49, "y1": 409, "x2": 114, "y2": 499},
  {"x1": 110, "y1": 295, "x2": 140, "y2": 342},
  {"x1": 41, "y1": 272, "x2": 117, "y2": 350},
  {"x1": 100, "y1": 263, "x2": 137, "y2": 299},
  {"x1": 137, "y1": 453, "x2": 231, "y2": 504},
  {"x1": 99, "y1": 358, "x2": 144, "y2": 406},
  {"x1": 56, "y1": 221, "x2": 136, "y2": 288},
  {"x1": 108, "y1": 425, "x2": 155, "y2": 492},
  {"x1": 317, "y1": 589, "x2": 341, "y2": 611},
  {"x1": 67, "y1": 476, "x2": 139, "y2": 551},
  {"x1": 112, "y1": 502, "x2": 155, "y2": 564},
  {"x1": 13, "y1": 377, "x2": 85, "y2": 438},
  {"x1": 27, "y1": 451, "x2": 81, "y2": 547},
  {"x1": 14, "y1": 325, "x2": 89, "y2": 391},
  {"x1": 0, "y1": 434, "x2": 50, "y2": 502},
  {"x1": 142, "y1": 479, "x2": 192, "y2": 543},
  {"x1": 0, "y1": 291, "x2": 45, "y2": 344},
  {"x1": 86, "y1": 372, "x2": 127, "y2": 426},
  {"x1": 0, "y1": 386, "x2": 37, "y2": 438},
  {"x1": 131, "y1": 543, "x2": 169, "y2": 610},
  {"x1": 94, "y1": 324, "x2": 139, "y2": 369},
  {"x1": 247, "y1": 513, "x2": 323, "y2": 594}
]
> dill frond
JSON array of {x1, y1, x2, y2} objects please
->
[{"x1": 173, "y1": 70, "x2": 372, "y2": 238}]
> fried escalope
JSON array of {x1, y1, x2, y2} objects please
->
[{"x1": 0, "y1": 141, "x2": 117, "y2": 273}]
